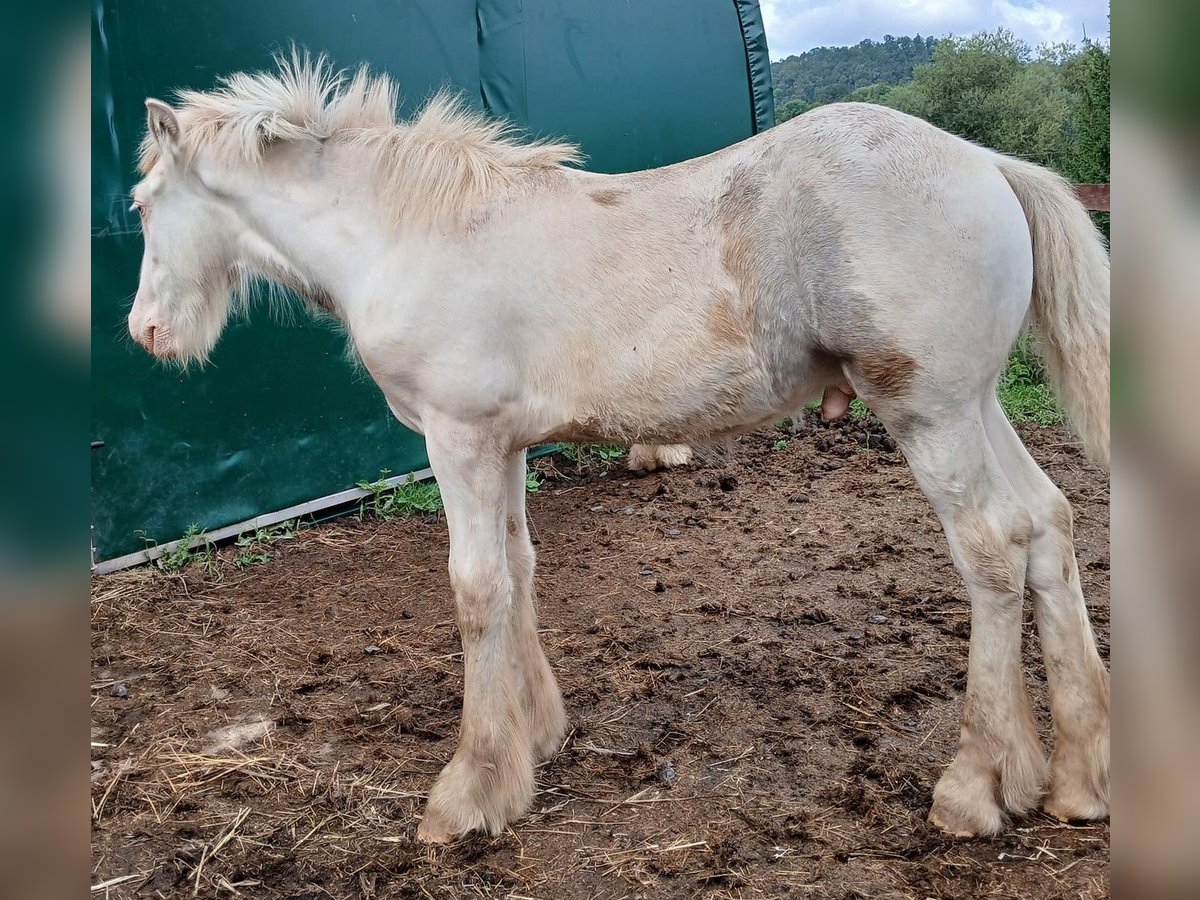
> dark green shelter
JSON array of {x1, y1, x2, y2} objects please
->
[{"x1": 91, "y1": 0, "x2": 775, "y2": 570}]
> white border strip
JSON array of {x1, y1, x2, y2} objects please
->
[{"x1": 90, "y1": 466, "x2": 435, "y2": 576}]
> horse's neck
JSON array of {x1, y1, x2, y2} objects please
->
[{"x1": 240, "y1": 145, "x2": 393, "y2": 313}]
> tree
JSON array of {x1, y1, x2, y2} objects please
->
[
  {"x1": 770, "y1": 35, "x2": 937, "y2": 108},
  {"x1": 1062, "y1": 41, "x2": 1110, "y2": 183},
  {"x1": 776, "y1": 99, "x2": 817, "y2": 123},
  {"x1": 770, "y1": 29, "x2": 1109, "y2": 194}
]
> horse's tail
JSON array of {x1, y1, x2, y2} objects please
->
[{"x1": 995, "y1": 154, "x2": 1110, "y2": 468}]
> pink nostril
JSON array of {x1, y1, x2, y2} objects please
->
[{"x1": 145, "y1": 325, "x2": 156, "y2": 354}]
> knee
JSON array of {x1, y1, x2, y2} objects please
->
[
  {"x1": 1029, "y1": 489, "x2": 1074, "y2": 542},
  {"x1": 957, "y1": 505, "x2": 1032, "y2": 599},
  {"x1": 1027, "y1": 491, "x2": 1078, "y2": 590},
  {"x1": 1047, "y1": 493, "x2": 1074, "y2": 542}
]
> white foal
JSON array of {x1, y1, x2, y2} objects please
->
[{"x1": 127, "y1": 56, "x2": 1109, "y2": 842}]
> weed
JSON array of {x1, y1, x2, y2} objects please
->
[
  {"x1": 998, "y1": 334, "x2": 1062, "y2": 425},
  {"x1": 356, "y1": 470, "x2": 443, "y2": 520},
  {"x1": 138, "y1": 523, "x2": 216, "y2": 574},
  {"x1": 772, "y1": 438, "x2": 790, "y2": 451},
  {"x1": 848, "y1": 398, "x2": 871, "y2": 421},
  {"x1": 525, "y1": 468, "x2": 543, "y2": 493},
  {"x1": 558, "y1": 443, "x2": 626, "y2": 473},
  {"x1": 233, "y1": 520, "x2": 298, "y2": 567}
]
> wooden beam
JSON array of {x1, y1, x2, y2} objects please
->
[{"x1": 1073, "y1": 183, "x2": 1110, "y2": 212}]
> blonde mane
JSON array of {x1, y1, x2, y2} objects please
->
[{"x1": 139, "y1": 53, "x2": 583, "y2": 227}]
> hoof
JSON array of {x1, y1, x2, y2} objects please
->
[
  {"x1": 416, "y1": 806, "x2": 462, "y2": 845},
  {"x1": 930, "y1": 763, "x2": 1005, "y2": 838},
  {"x1": 928, "y1": 800, "x2": 1003, "y2": 838},
  {"x1": 416, "y1": 743, "x2": 534, "y2": 844},
  {"x1": 1043, "y1": 789, "x2": 1109, "y2": 824},
  {"x1": 1043, "y1": 732, "x2": 1109, "y2": 823},
  {"x1": 626, "y1": 444, "x2": 660, "y2": 472}
]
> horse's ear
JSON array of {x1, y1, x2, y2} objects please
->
[{"x1": 145, "y1": 98, "x2": 181, "y2": 152}]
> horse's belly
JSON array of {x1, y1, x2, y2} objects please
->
[{"x1": 533, "y1": 339, "x2": 832, "y2": 446}]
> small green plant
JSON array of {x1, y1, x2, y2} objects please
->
[
  {"x1": 144, "y1": 523, "x2": 216, "y2": 573},
  {"x1": 232, "y1": 520, "x2": 298, "y2": 567},
  {"x1": 235, "y1": 550, "x2": 273, "y2": 567},
  {"x1": 356, "y1": 470, "x2": 444, "y2": 520},
  {"x1": 772, "y1": 438, "x2": 790, "y2": 451},
  {"x1": 235, "y1": 521, "x2": 298, "y2": 547},
  {"x1": 997, "y1": 335, "x2": 1062, "y2": 426},
  {"x1": 525, "y1": 468, "x2": 543, "y2": 493},
  {"x1": 558, "y1": 443, "x2": 626, "y2": 472}
]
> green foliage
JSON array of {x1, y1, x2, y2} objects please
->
[
  {"x1": 997, "y1": 335, "x2": 1063, "y2": 425},
  {"x1": 142, "y1": 523, "x2": 216, "y2": 573},
  {"x1": 558, "y1": 443, "x2": 626, "y2": 473},
  {"x1": 525, "y1": 468, "x2": 543, "y2": 493},
  {"x1": 356, "y1": 470, "x2": 443, "y2": 520},
  {"x1": 233, "y1": 520, "x2": 298, "y2": 567},
  {"x1": 1062, "y1": 41, "x2": 1110, "y2": 184},
  {"x1": 848, "y1": 398, "x2": 871, "y2": 421},
  {"x1": 772, "y1": 438, "x2": 790, "y2": 451},
  {"x1": 772, "y1": 30, "x2": 1110, "y2": 249},
  {"x1": 845, "y1": 82, "x2": 894, "y2": 104},
  {"x1": 776, "y1": 98, "x2": 818, "y2": 123},
  {"x1": 771, "y1": 35, "x2": 938, "y2": 107},
  {"x1": 874, "y1": 30, "x2": 1108, "y2": 187}
]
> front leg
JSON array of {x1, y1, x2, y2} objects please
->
[{"x1": 417, "y1": 425, "x2": 535, "y2": 843}]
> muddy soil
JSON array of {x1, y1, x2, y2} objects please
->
[{"x1": 91, "y1": 413, "x2": 1109, "y2": 899}]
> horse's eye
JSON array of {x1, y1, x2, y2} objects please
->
[{"x1": 129, "y1": 202, "x2": 146, "y2": 218}]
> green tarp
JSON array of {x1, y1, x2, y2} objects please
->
[{"x1": 91, "y1": 0, "x2": 775, "y2": 566}]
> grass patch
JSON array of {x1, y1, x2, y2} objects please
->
[
  {"x1": 356, "y1": 470, "x2": 444, "y2": 520},
  {"x1": 997, "y1": 336, "x2": 1062, "y2": 426},
  {"x1": 357, "y1": 464, "x2": 542, "y2": 522}
]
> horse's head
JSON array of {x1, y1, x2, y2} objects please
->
[{"x1": 128, "y1": 99, "x2": 242, "y2": 363}]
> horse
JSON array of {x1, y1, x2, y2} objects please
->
[{"x1": 126, "y1": 55, "x2": 1110, "y2": 843}]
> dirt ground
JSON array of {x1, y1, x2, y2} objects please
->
[{"x1": 91, "y1": 412, "x2": 1110, "y2": 899}]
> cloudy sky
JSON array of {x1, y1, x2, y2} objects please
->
[{"x1": 761, "y1": 0, "x2": 1110, "y2": 59}]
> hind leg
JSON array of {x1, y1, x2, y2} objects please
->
[
  {"x1": 982, "y1": 398, "x2": 1109, "y2": 822},
  {"x1": 627, "y1": 443, "x2": 693, "y2": 472},
  {"x1": 878, "y1": 407, "x2": 1048, "y2": 836}
]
